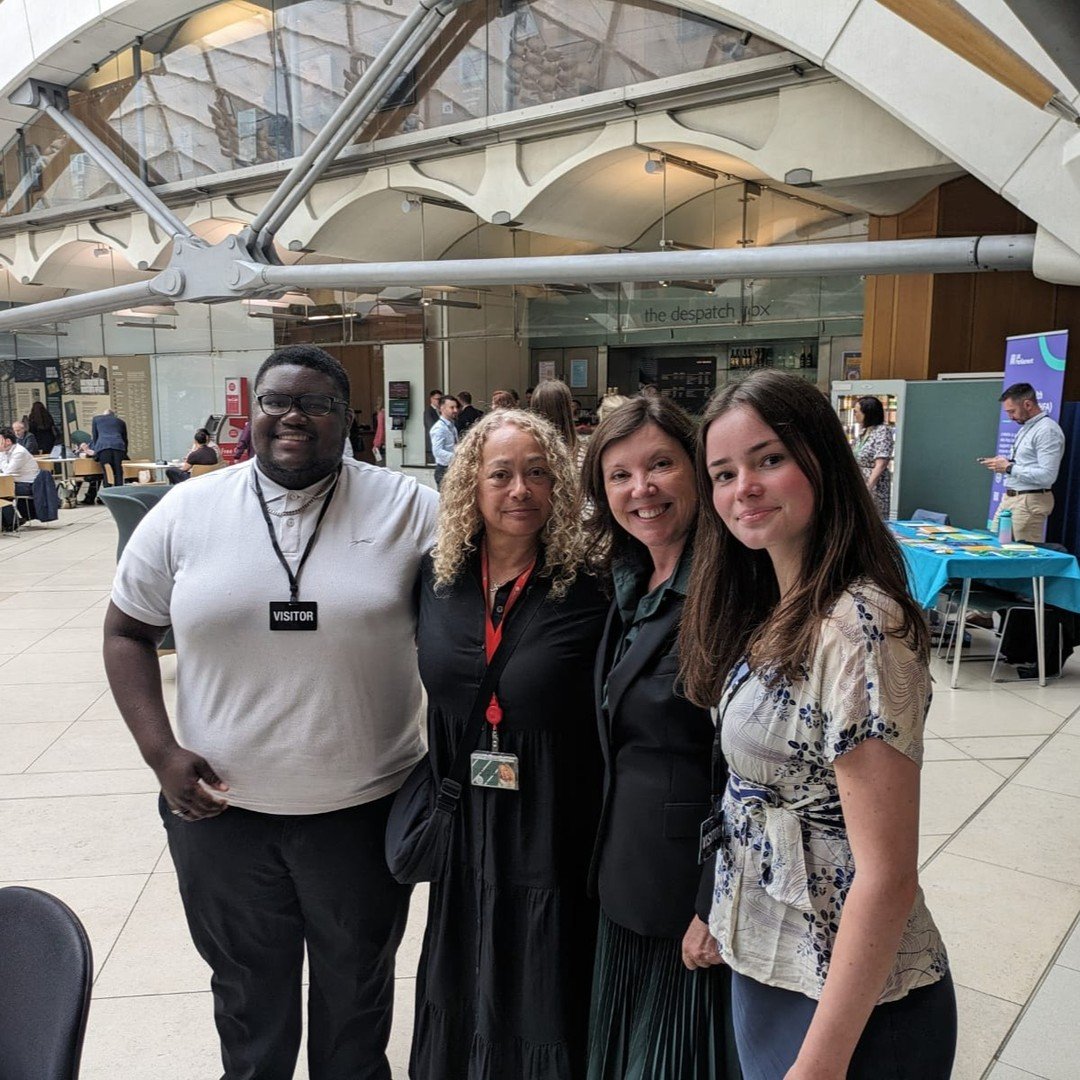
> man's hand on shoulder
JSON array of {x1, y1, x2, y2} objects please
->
[{"x1": 156, "y1": 746, "x2": 230, "y2": 820}]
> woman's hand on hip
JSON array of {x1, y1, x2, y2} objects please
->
[{"x1": 681, "y1": 915, "x2": 724, "y2": 970}]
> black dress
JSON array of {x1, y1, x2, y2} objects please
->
[{"x1": 412, "y1": 553, "x2": 609, "y2": 1080}]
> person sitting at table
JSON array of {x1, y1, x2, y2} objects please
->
[
  {"x1": 166, "y1": 429, "x2": 219, "y2": 484},
  {"x1": 12, "y1": 419, "x2": 39, "y2": 455},
  {"x1": 0, "y1": 425, "x2": 41, "y2": 521}
]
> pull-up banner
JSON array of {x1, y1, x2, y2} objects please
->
[{"x1": 987, "y1": 329, "x2": 1068, "y2": 526}]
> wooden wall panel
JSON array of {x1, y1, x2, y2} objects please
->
[
  {"x1": 929, "y1": 274, "x2": 975, "y2": 376},
  {"x1": 891, "y1": 274, "x2": 933, "y2": 379}
]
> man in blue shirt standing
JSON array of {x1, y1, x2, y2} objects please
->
[
  {"x1": 980, "y1": 382, "x2": 1066, "y2": 542},
  {"x1": 430, "y1": 394, "x2": 459, "y2": 490}
]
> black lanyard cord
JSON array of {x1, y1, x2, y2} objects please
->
[{"x1": 251, "y1": 465, "x2": 341, "y2": 602}]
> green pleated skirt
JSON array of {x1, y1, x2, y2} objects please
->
[{"x1": 587, "y1": 912, "x2": 741, "y2": 1080}]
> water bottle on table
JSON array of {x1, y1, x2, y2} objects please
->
[{"x1": 998, "y1": 509, "x2": 1013, "y2": 544}]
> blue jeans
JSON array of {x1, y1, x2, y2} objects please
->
[{"x1": 731, "y1": 969, "x2": 956, "y2": 1079}]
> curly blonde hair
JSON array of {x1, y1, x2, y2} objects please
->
[{"x1": 431, "y1": 409, "x2": 586, "y2": 599}]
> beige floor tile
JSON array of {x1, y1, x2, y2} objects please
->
[
  {"x1": 1013, "y1": 734, "x2": 1080, "y2": 800},
  {"x1": 0, "y1": 793, "x2": 164, "y2": 879},
  {"x1": 947, "y1": 785, "x2": 1080, "y2": 886},
  {"x1": 926, "y1": 690, "x2": 1061, "y2": 739},
  {"x1": 28, "y1": 719, "x2": 147, "y2": 773},
  {"x1": 27, "y1": 626, "x2": 107, "y2": 653},
  {"x1": 998, "y1": 966, "x2": 1080, "y2": 1079},
  {"x1": 922, "y1": 853, "x2": 1080, "y2": 1004},
  {"x1": 7, "y1": 607, "x2": 88, "y2": 629},
  {"x1": 0, "y1": 768, "x2": 156, "y2": 799},
  {"x1": 79, "y1": 992, "x2": 223, "y2": 1080},
  {"x1": 0, "y1": 721, "x2": 69, "y2": 772},
  {"x1": 950, "y1": 735, "x2": 1048, "y2": 760},
  {"x1": 62, "y1": 608, "x2": 109, "y2": 629},
  {"x1": 1004, "y1": 679, "x2": 1080, "y2": 719},
  {"x1": 919, "y1": 833, "x2": 951, "y2": 868},
  {"x1": 1058, "y1": 923, "x2": 1080, "y2": 973},
  {"x1": 0, "y1": 682, "x2": 109, "y2": 723},
  {"x1": 0, "y1": 589, "x2": 106, "y2": 611},
  {"x1": 389, "y1": 977, "x2": 415, "y2": 1079},
  {"x1": 80, "y1": 691, "x2": 123, "y2": 720},
  {"x1": 0, "y1": 874, "x2": 147, "y2": 979},
  {"x1": 985, "y1": 759, "x2": 1028, "y2": 779},
  {"x1": 95, "y1": 873, "x2": 211, "y2": 997},
  {"x1": 985, "y1": 1061, "x2": 1044, "y2": 1078},
  {"x1": 1063, "y1": 714, "x2": 1080, "y2": 736},
  {"x1": 0, "y1": 652, "x2": 14, "y2": 667},
  {"x1": 952, "y1": 984, "x2": 1021, "y2": 1080},
  {"x1": 398, "y1": 883, "x2": 428, "y2": 981},
  {"x1": 0, "y1": 573, "x2": 51, "y2": 589},
  {"x1": 923, "y1": 738, "x2": 970, "y2": 761},
  {"x1": 0, "y1": 649, "x2": 106, "y2": 684},
  {"x1": 921, "y1": 759, "x2": 1004, "y2": 834},
  {"x1": 3, "y1": 626, "x2": 63, "y2": 652}
]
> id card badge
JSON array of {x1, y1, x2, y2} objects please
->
[
  {"x1": 269, "y1": 601, "x2": 318, "y2": 631},
  {"x1": 471, "y1": 751, "x2": 520, "y2": 790},
  {"x1": 699, "y1": 808, "x2": 724, "y2": 865}
]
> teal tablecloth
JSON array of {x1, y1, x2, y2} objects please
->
[{"x1": 888, "y1": 521, "x2": 1080, "y2": 614}]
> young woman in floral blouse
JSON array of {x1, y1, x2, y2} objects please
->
[{"x1": 679, "y1": 370, "x2": 955, "y2": 1080}]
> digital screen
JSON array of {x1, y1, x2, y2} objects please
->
[
  {"x1": 388, "y1": 381, "x2": 410, "y2": 399},
  {"x1": 388, "y1": 399, "x2": 410, "y2": 418}
]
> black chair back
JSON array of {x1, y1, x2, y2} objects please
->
[{"x1": 0, "y1": 886, "x2": 92, "y2": 1080}]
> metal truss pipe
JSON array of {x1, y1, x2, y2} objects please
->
[
  {"x1": 252, "y1": 235, "x2": 1036, "y2": 290},
  {"x1": 251, "y1": 0, "x2": 463, "y2": 251},
  {"x1": 0, "y1": 278, "x2": 177, "y2": 332},
  {"x1": 41, "y1": 105, "x2": 194, "y2": 240}
]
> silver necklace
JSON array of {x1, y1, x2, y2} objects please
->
[{"x1": 256, "y1": 473, "x2": 336, "y2": 517}]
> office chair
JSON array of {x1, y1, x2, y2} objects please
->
[{"x1": 0, "y1": 886, "x2": 93, "y2": 1080}]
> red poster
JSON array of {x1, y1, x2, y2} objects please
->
[{"x1": 225, "y1": 377, "x2": 248, "y2": 416}]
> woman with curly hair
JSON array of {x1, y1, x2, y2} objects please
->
[
  {"x1": 679, "y1": 370, "x2": 954, "y2": 1079},
  {"x1": 411, "y1": 409, "x2": 609, "y2": 1080}
]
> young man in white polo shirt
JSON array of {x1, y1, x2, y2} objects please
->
[{"x1": 104, "y1": 345, "x2": 438, "y2": 1080}]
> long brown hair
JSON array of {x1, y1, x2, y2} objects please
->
[
  {"x1": 530, "y1": 379, "x2": 578, "y2": 452},
  {"x1": 679, "y1": 370, "x2": 928, "y2": 706},
  {"x1": 581, "y1": 394, "x2": 697, "y2": 576}
]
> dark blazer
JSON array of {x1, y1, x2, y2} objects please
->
[
  {"x1": 590, "y1": 591, "x2": 717, "y2": 940},
  {"x1": 90, "y1": 413, "x2": 128, "y2": 452},
  {"x1": 456, "y1": 405, "x2": 484, "y2": 434}
]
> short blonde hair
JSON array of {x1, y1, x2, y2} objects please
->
[{"x1": 431, "y1": 409, "x2": 586, "y2": 599}]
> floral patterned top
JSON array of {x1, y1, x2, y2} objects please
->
[
  {"x1": 708, "y1": 584, "x2": 949, "y2": 1002},
  {"x1": 854, "y1": 425, "x2": 894, "y2": 519}
]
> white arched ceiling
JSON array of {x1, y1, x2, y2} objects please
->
[{"x1": 0, "y1": 0, "x2": 1078, "y2": 272}]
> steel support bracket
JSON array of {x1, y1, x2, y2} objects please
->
[{"x1": 9, "y1": 79, "x2": 69, "y2": 111}]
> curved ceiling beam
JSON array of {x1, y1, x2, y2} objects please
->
[{"x1": 876, "y1": 0, "x2": 1077, "y2": 121}]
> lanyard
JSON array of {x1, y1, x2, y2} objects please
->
[
  {"x1": 1009, "y1": 413, "x2": 1043, "y2": 461},
  {"x1": 480, "y1": 539, "x2": 535, "y2": 728},
  {"x1": 252, "y1": 466, "x2": 340, "y2": 602}
]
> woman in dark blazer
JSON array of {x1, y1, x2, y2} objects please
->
[{"x1": 581, "y1": 396, "x2": 739, "y2": 1080}]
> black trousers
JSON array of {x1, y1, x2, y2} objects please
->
[
  {"x1": 14, "y1": 480, "x2": 34, "y2": 521},
  {"x1": 95, "y1": 448, "x2": 125, "y2": 486},
  {"x1": 433, "y1": 465, "x2": 447, "y2": 489},
  {"x1": 161, "y1": 793, "x2": 412, "y2": 1080},
  {"x1": 165, "y1": 467, "x2": 190, "y2": 484}
]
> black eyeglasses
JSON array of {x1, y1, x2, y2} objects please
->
[{"x1": 257, "y1": 393, "x2": 349, "y2": 417}]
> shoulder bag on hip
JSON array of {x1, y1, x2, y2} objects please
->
[{"x1": 384, "y1": 579, "x2": 547, "y2": 884}]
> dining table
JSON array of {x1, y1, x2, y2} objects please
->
[{"x1": 889, "y1": 520, "x2": 1080, "y2": 688}]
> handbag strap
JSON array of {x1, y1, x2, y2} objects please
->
[{"x1": 435, "y1": 577, "x2": 549, "y2": 810}]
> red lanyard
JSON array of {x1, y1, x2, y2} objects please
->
[{"x1": 480, "y1": 540, "x2": 535, "y2": 729}]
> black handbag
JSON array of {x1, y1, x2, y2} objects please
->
[{"x1": 385, "y1": 579, "x2": 547, "y2": 884}]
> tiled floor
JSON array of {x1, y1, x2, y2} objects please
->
[{"x1": 2, "y1": 506, "x2": 1079, "y2": 1078}]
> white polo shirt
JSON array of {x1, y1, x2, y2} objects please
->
[
  {"x1": 0, "y1": 441, "x2": 40, "y2": 483},
  {"x1": 111, "y1": 458, "x2": 439, "y2": 815}
]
